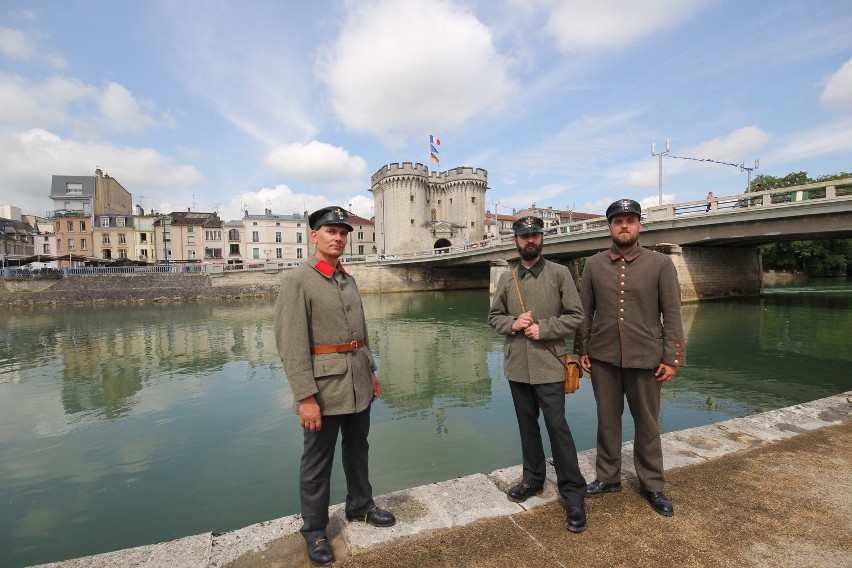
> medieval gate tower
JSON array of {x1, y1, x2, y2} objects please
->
[{"x1": 370, "y1": 162, "x2": 488, "y2": 255}]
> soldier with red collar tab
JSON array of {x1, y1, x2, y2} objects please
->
[
  {"x1": 275, "y1": 206, "x2": 395, "y2": 567},
  {"x1": 574, "y1": 199, "x2": 686, "y2": 518}
]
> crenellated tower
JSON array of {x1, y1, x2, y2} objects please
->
[{"x1": 370, "y1": 163, "x2": 488, "y2": 254}]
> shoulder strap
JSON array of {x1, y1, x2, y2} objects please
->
[{"x1": 511, "y1": 268, "x2": 527, "y2": 313}]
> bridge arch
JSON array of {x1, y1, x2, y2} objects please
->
[{"x1": 434, "y1": 238, "x2": 452, "y2": 249}]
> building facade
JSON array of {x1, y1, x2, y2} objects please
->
[
  {"x1": 49, "y1": 169, "x2": 132, "y2": 266},
  {"x1": 155, "y1": 211, "x2": 225, "y2": 263},
  {"x1": 370, "y1": 163, "x2": 488, "y2": 255}
]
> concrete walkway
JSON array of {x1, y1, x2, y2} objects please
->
[{"x1": 36, "y1": 391, "x2": 852, "y2": 568}]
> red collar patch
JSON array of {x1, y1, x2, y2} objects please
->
[{"x1": 312, "y1": 259, "x2": 346, "y2": 277}]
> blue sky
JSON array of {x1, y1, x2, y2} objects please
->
[{"x1": 1, "y1": 0, "x2": 850, "y2": 222}]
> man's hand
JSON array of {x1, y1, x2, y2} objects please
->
[
  {"x1": 371, "y1": 372, "x2": 381, "y2": 401},
  {"x1": 511, "y1": 311, "x2": 534, "y2": 333},
  {"x1": 523, "y1": 323, "x2": 541, "y2": 340},
  {"x1": 655, "y1": 363, "x2": 677, "y2": 382},
  {"x1": 579, "y1": 354, "x2": 592, "y2": 373},
  {"x1": 299, "y1": 395, "x2": 322, "y2": 432}
]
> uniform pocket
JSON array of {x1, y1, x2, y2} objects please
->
[{"x1": 312, "y1": 354, "x2": 348, "y2": 378}]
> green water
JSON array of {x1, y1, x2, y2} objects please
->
[{"x1": 1, "y1": 279, "x2": 851, "y2": 567}]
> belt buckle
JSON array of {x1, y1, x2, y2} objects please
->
[{"x1": 349, "y1": 340, "x2": 358, "y2": 351}]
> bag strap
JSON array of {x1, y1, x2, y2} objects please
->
[{"x1": 510, "y1": 267, "x2": 574, "y2": 370}]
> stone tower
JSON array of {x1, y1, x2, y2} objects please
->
[{"x1": 370, "y1": 162, "x2": 488, "y2": 255}]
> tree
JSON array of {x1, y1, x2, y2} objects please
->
[{"x1": 759, "y1": 170, "x2": 852, "y2": 276}]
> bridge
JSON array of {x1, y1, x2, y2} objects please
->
[
  {"x1": 348, "y1": 178, "x2": 852, "y2": 301},
  {"x1": 368, "y1": 178, "x2": 852, "y2": 266}
]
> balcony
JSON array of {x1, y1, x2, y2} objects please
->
[{"x1": 48, "y1": 209, "x2": 87, "y2": 219}]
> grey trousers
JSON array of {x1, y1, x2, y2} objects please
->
[
  {"x1": 299, "y1": 406, "x2": 374, "y2": 542},
  {"x1": 589, "y1": 359, "x2": 665, "y2": 492},
  {"x1": 509, "y1": 380, "x2": 587, "y2": 506}
]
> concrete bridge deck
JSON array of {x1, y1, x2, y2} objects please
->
[{"x1": 35, "y1": 390, "x2": 852, "y2": 568}]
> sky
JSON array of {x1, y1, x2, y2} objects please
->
[{"x1": 1, "y1": 0, "x2": 851, "y2": 223}]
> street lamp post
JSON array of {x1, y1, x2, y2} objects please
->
[
  {"x1": 740, "y1": 159, "x2": 760, "y2": 192},
  {"x1": 651, "y1": 139, "x2": 671, "y2": 206},
  {"x1": 348, "y1": 202, "x2": 353, "y2": 258}
]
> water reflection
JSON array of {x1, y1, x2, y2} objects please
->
[{"x1": 1, "y1": 282, "x2": 851, "y2": 567}]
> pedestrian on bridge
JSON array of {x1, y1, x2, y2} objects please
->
[
  {"x1": 275, "y1": 206, "x2": 395, "y2": 566},
  {"x1": 575, "y1": 199, "x2": 685, "y2": 517},
  {"x1": 488, "y1": 215, "x2": 588, "y2": 533}
]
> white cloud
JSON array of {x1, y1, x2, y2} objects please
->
[
  {"x1": 219, "y1": 184, "x2": 374, "y2": 223},
  {"x1": 530, "y1": 0, "x2": 708, "y2": 53},
  {"x1": 0, "y1": 73, "x2": 95, "y2": 127},
  {"x1": 0, "y1": 26, "x2": 35, "y2": 59},
  {"x1": 0, "y1": 128, "x2": 206, "y2": 216},
  {"x1": 772, "y1": 118, "x2": 852, "y2": 163},
  {"x1": 266, "y1": 141, "x2": 368, "y2": 193},
  {"x1": 0, "y1": 74, "x2": 167, "y2": 133},
  {"x1": 99, "y1": 83, "x2": 160, "y2": 133},
  {"x1": 318, "y1": 0, "x2": 516, "y2": 145},
  {"x1": 820, "y1": 58, "x2": 852, "y2": 112}
]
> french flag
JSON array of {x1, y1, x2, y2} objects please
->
[{"x1": 430, "y1": 135, "x2": 441, "y2": 146}]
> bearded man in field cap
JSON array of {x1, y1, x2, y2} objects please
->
[
  {"x1": 275, "y1": 206, "x2": 394, "y2": 566},
  {"x1": 488, "y1": 215, "x2": 588, "y2": 533},
  {"x1": 574, "y1": 199, "x2": 685, "y2": 517}
]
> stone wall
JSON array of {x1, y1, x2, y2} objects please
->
[
  {"x1": 0, "y1": 264, "x2": 490, "y2": 306},
  {"x1": 664, "y1": 245, "x2": 763, "y2": 302}
]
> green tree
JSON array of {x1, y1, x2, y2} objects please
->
[{"x1": 759, "y1": 170, "x2": 852, "y2": 276}]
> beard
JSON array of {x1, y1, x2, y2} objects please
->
[
  {"x1": 612, "y1": 231, "x2": 638, "y2": 249},
  {"x1": 517, "y1": 241, "x2": 543, "y2": 261}
]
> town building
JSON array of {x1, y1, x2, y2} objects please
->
[
  {"x1": 49, "y1": 169, "x2": 132, "y2": 267},
  {"x1": 155, "y1": 211, "x2": 224, "y2": 263}
]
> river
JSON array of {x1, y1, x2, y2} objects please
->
[{"x1": 1, "y1": 278, "x2": 851, "y2": 567}]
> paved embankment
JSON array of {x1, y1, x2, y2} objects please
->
[{"x1": 35, "y1": 391, "x2": 852, "y2": 568}]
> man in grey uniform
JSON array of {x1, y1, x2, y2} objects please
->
[
  {"x1": 275, "y1": 206, "x2": 395, "y2": 566},
  {"x1": 488, "y1": 216, "x2": 588, "y2": 533},
  {"x1": 575, "y1": 199, "x2": 685, "y2": 517}
]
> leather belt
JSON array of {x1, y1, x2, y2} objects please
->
[{"x1": 310, "y1": 339, "x2": 365, "y2": 355}]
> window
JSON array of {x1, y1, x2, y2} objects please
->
[
  {"x1": 188, "y1": 250, "x2": 196, "y2": 259},
  {"x1": 472, "y1": 197, "x2": 476, "y2": 204},
  {"x1": 80, "y1": 221, "x2": 86, "y2": 231},
  {"x1": 67, "y1": 221, "x2": 73, "y2": 231},
  {"x1": 275, "y1": 222, "x2": 280, "y2": 227},
  {"x1": 296, "y1": 232, "x2": 303, "y2": 243},
  {"x1": 450, "y1": 198, "x2": 453, "y2": 204},
  {"x1": 357, "y1": 231, "x2": 364, "y2": 241},
  {"x1": 252, "y1": 231, "x2": 259, "y2": 242},
  {"x1": 228, "y1": 229, "x2": 240, "y2": 241},
  {"x1": 68, "y1": 239, "x2": 75, "y2": 250},
  {"x1": 253, "y1": 248, "x2": 260, "y2": 259},
  {"x1": 84, "y1": 203, "x2": 91, "y2": 216},
  {"x1": 103, "y1": 234, "x2": 110, "y2": 244},
  {"x1": 101, "y1": 217, "x2": 110, "y2": 227},
  {"x1": 116, "y1": 217, "x2": 125, "y2": 227},
  {"x1": 358, "y1": 245, "x2": 364, "y2": 254},
  {"x1": 119, "y1": 249, "x2": 128, "y2": 259},
  {"x1": 188, "y1": 236, "x2": 195, "y2": 245},
  {"x1": 410, "y1": 195, "x2": 414, "y2": 202},
  {"x1": 471, "y1": 221, "x2": 476, "y2": 228},
  {"x1": 57, "y1": 239, "x2": 61, "y2": 251},
  {"x1": 229, "y1": 244, "x2": 240, "y2": 255},
  {"x1": 66, "y1": 182, "x2": 83, "y2": 194},
  {"x1": 43, "y1": 243, "x2": 50, "y2": 254},
  {"x1": 103, "y1": 249, "x2": 111, "y2": 258},
  {"x1": 187, "y1": 226, "x2": 194, "y2": 233},
  {"x1": 411, "y1": 219, "x2": 415, "y2": 225},
  {"x1": 296, "y1": 248, "x2": 303, "y2": 259},
  {"x1": 119, "y1": 233, "x2": 127, "y2": 244},
  {"x1": 276, "y1": 248, "x2": 282, "y2": 258},
  {"x1": 80, "y1": 239, "x2": 87, "y2": 250},
  {"x1": 140, "y1": 233, "x2": 148, "y2": 244},
  {"x1": 275, "y1": 231, "x2": 282, "y2": 243},
  {"x1": 140, "y1": 250, "x2": 148, "y2": 259},
  {"x1": 205, "y1": 230, "x2": 222, "y2": 240},
  {"x1": 205, "y1": 248, "x2": 222, "y2": 259}
]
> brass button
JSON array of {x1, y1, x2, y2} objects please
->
[
  {"x1": 674, "y1": 359, "x2": 680, "y2": 364},
  {"x1": 620, "y1": 299, "x2": 624, "y2": 303},
  {"x1": 619, "y1": 308, "x2": 624, "y2": 312},
  {"x1": 619, "y1": 317, "x2": 624, "y2": 321}
]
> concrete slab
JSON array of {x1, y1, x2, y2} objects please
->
[
  {"x1": 32, "y1": 533, "x2": 211, "y2": 568},
  {"x1": 208, "y1": 515, "x2": 301, "y2": 567}
]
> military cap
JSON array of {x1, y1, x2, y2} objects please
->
[
  {"x1": 605, "y1": 199, "x2": 642, "y2": 221},
  {"x1": 308, "y1": 206, "x2": 353, "y2": 232},
  {"x1": 512, "y1": 216, "x2": 545, "y2": 236}
]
